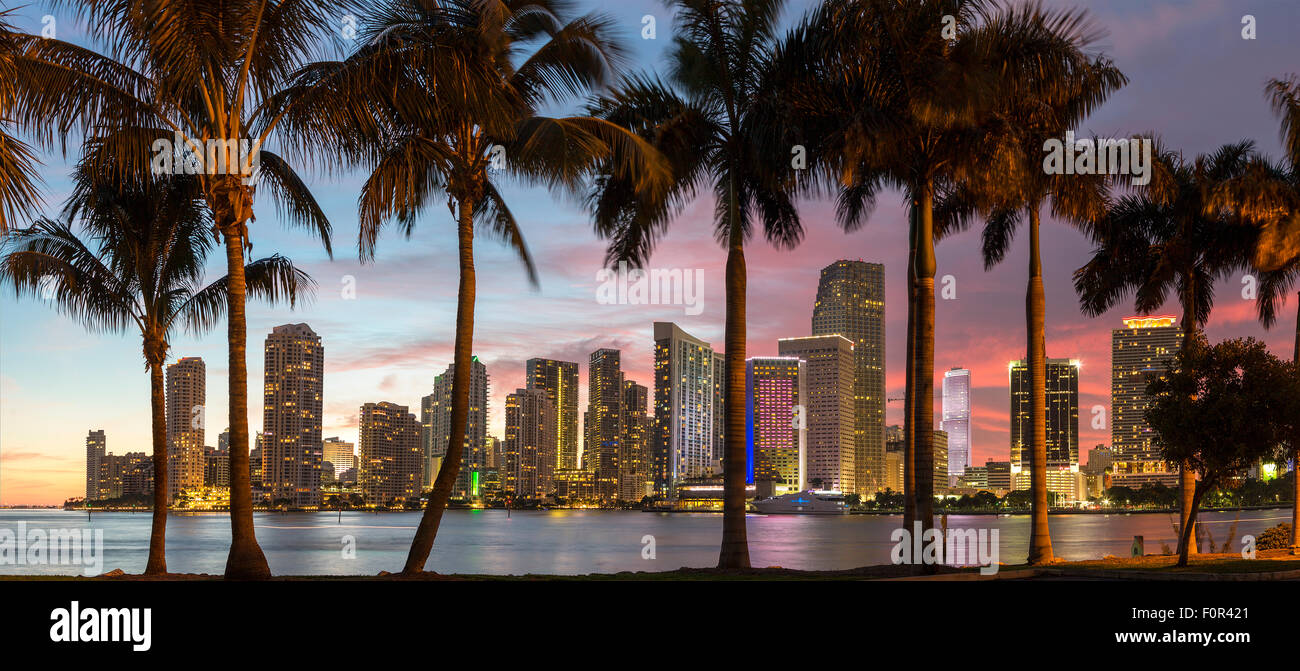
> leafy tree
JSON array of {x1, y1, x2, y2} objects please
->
[{"x1": 1146, "y1": 336, "x2": 1300, "y2": 566}]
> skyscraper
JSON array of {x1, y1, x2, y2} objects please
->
[
  {"x1": 587, "y1": 348, "x2": 623, "y2": 500},
  {"x1": 652, "y1": 322, "x2": 722, "y2": 495},
  {"x1": 428, "y1": 358, "x2": 489, "y2": 498},
  {"x1": 812, "y1": 260, "x2": 886, "y2": 493},
  {"x1": 941, "y1": 367, "x2": 972, "y2": 481},
  {"x1": 778, "y1": 335, "x2": 855, "y2": 493},
  {"x1": 166, "y1": 357, "x2": 206, "y2": 503},
  {"x1": 503, "y1": 387, "x2": 556, "y2": 498},
  {"x1": 933, "y1": 429, "x2": 949, "y2": 494},
  {"x1": 526, "y1": 358, "x2": 579, "y2": 471},
  {"x1": 322, "y1": 437, "x2": 355, "y2": 475},
  {"x1": 358, "y1": 401, "x2": 422, "y2": 506},
  {"x1": 86, "y1": 429, "x2": 106, "y2": 501},
  {"x1": 1009, "y1": 357, "x2": 1080, "y2": 499},
  {"x1": 263, "y1": 324, "x2": 324, "y2": 508},
  {"x1": 619, "y1": 380, "x2": 650, "y2": 501},
  {"x1": 1110, "y1": 316, "x2": 1183, "y2": 488},
  {"x1": 745, "y1": 357, "x2": 806, "y2": 493}
]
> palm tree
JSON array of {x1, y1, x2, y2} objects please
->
[
  {"x1": 934, "y1": 19, "x2": 1126, "y2": 563},
  {"x1": 1209, "y1": 76, "x2": 1300, "y2": 550},
  {"x1": 22, "y1": 0, "x2": 342, "y2": 578},
  {"x1": 271, "y1": 0, "x2": 666, "y2": 574},
  {"x1": 1074, "y1": 141, "x2": 1261, "y2": 557},
  {"x1": 774, "y1": 0, "x2": 1103, "y2": 543},
  {"x1": 0, "y1": 171, "x2": 311, "y2": 575},
  {"x1": 587, "y1": 0, "x2": 804, "y2": 569}
]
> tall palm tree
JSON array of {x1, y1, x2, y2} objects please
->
[
  {"x1": 22, "y1": 0, "x2": 343, "y2": 578},
  {"x1": 272, "y1": 0, "x2": 667, "y2": 574},
  {"x1": 0, "y1": 171, "x2": 311, "y2": 575},
  {"x1": 1075, "y1": 141, "x2": 1261, "y2": 557},
  {"x1": 587, "y1": 0, "x2": 804, "y2": 569},
  {"x1": 774, "y1": 0, "x2": 1101, "y2": 542},
  {"x1": 935, "y1": 24, "x2": 1126, "y2": 563},
  {"x1": 1209, "y1": 76, "x2": 1300, "y2": 550}
]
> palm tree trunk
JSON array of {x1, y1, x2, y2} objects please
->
[
  {"x1": 222, "y1": 226, "x2": 271, "y2": 580},
  {"x1": 718, "y1": 223, "x2": 751, "y2": 569},
  {"x1": 403, "y1": 196, "x2": 476, "y2": 574},
  {"x1": 1026, "y1": 207, "x2": 1054, "y2": 564},
  {"x1": 903, "y1": 202, "x2": 917, "y2": 531},
  {"x1": 144, "y1": 358, "x2": 168, "y2": 575},
  {"x1": 1177, "y1": 477, "x2": 1208, "y2": 567},
  {"x1": 1177, "y1": 288, "x2": 1198, "y2": 557},
  {"x1": 1292, "y1": 291, "x2": 1299, "y2": 553},
  {"x1": 913, "y1": 184, "x2": 936, "y2": 540}
]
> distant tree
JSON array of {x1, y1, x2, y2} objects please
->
[{"x1": 1146, "y1": 336, "x2": 1300, "y2": 566}]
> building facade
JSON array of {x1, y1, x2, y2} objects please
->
[
  {"x1": 652, "y1": 323, "x2": 722, "y2": 496},
  {"x1": 777, "y1": 335, "x2": 855, "y2": 493},
  {"x1": 745, "y1": 357, "x2": 806, "y2": 493},
  {"x1": 427, "y1": 358, "x2": 489, "y2": 498},
  {"x1": 263, "y1": 324, "x2": 324, "y2": 508},
  {"x1": 503, "y1": 387, "x2": 557, "y2": 499},
  {"x1": 586, "y1": 348, "x2": 624, "y2": 500},
  {"x1": 620, "y1": 380, "x2": 650, "y2": 502},
  {"x1": 1009, "y1": 358, "x2": 1080, "y2": 500},
  {"x1": 1110, "y1": 316, "x2": 1183, "y2": 488},
  {"x1": 811, "y1": 260, "x2": 886, "y2": 493},
  {"x1": 165, "y1": 357, "x2": 206, "y2": 504},
  {"x1": 941, "y1": 367, "x2": 972, "y2": 481},
  {"x1": 526, "y1": 358, "x2": 580, "y2": 471},
  {"x1": 358, "y1": 401, "x2": 422, "y2": 506}
]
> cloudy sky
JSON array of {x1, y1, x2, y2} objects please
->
[{"x1": 2, "y1": 0, "x2": 1298, "y2": 505}]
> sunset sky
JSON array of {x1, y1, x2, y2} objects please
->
[{"x1": 2, "y1": 0, "x2": 1298, "y2": 505}]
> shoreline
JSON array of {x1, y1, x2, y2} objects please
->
[{"x1": 19, "y1": 504, "x2": 1293, "y2": 516}]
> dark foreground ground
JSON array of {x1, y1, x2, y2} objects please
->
[{"x1": 5, "y1": 549, "x2": 1300, "y2": 581}]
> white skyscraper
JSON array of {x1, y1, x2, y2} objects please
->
[
  {"x1": 652, "y1": 322, "x2": 721, "y2": 495},
  {"x1": 941, "y1": 367, "x2": 972, "y2": 482}
]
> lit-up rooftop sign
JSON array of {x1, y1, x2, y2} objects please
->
[{"x1": 1122, "y1": 316, "x2": 1177, "y2": 329}]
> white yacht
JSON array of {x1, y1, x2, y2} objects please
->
[{"x1": 751, "y1": 490, "x2": 849, "y2": 515}]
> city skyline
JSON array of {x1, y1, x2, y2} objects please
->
[{"x1": 4, "y1": 0, "x2": 1300, "y2": 505}]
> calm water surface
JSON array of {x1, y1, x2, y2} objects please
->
[{"x1": 1, "y1": 508, "x2": 1291, "y2": 576}]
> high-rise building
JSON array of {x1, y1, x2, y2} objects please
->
[
  {"x1": 204, "y1": 447, "x2": 230, "y2": 487},
  {"x1": 1009, "y1": 357, "x2": 1080, "y2": 500},
  {"x1": 358, "y1": 401, "x2": 422, "y2": 506},
  {"x1": 884, "y1": 440, "x2": 904, "y2": 493},
  {"x1": 526, "y1": 358, "x2": 580, "y2": 471},
  {"x1": 986, "y1": 460, "x2": 1012, "y2": 490},
  {"x1": 652, "y1": 323, "x2": 722, "y2": 495},
  {"x1": 1085, "y1": 445, "x2": 1113, "y2": 475},
  {"x1": 503, "y1": 388, "x2": 556, "y2": 498},
  {"x1": 812, "y1": 260, "x2": 886, "y2": 493},
  {"x1": 620, "y1": 380, "x2": 650, "y2": 501},
  {"x1": 1110, "y1": 316, "x2": 1183, "y2": 488},
  {"x1": 778, "y1": 335, "x2": 855, "y2": 493},
  {"x1": 323, "y1": 437, "x2": 355, "y2": 475},
  {"x1": 933, "y1": 429, "x2": 949, "y2": 494},
  {"x1": 263, "y1": 324, "x2": 324, "y2": 508},
  {"x1": 587, "y1": 348, "x2": 624, "y2": 500},
  {"x1": 166, "y1": 357, "x2": 206, "y2": 503},
  {"x1": 745, "y1": 357, "x2": 806, "y2": 493},
  {"x1": 428, "y1": 358, "x2": 489, "y2": 498},
  {"x1": 941, "y1": 367, "x2": 972, "y2": 480},
  {"x1": 86, "y1": 429, "x2": 106, "y2": 501}
]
